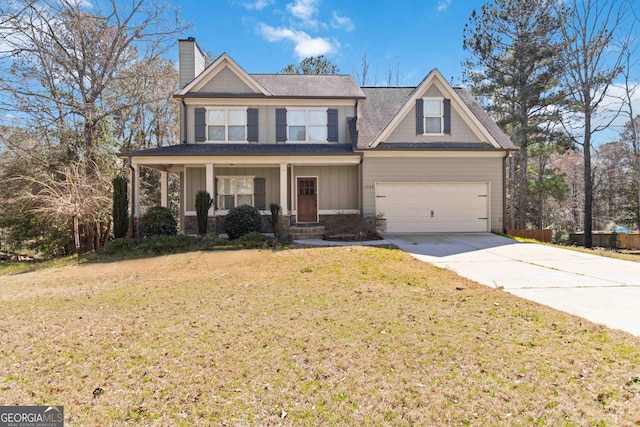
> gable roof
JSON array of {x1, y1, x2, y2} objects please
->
[
  {"x1": 356, "y1": 69, "x2": 515, "y2": 151},
  {"x1": 175, "y1": 53, "x2": 364, "y2": 100},
  {"x1": 176, "y1": 53, "x2": 270, "y2": 96}
]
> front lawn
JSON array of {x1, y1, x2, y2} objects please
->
[{"x1": 1, "y1": 246, "x2": 639, "y2": 425}]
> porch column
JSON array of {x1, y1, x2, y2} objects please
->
[
  {"x1": 160, "y1": 170, "x2": 168, "y2": 208},
  {"x1": 206, "y1": 163, "x2": 215, "y2": 215},
  {"x1": 279, "y1": 162, "x2": 288, "y2": 215},
  {"x1": 132, "y1": 164, "x2": 141, "y2": 217}
]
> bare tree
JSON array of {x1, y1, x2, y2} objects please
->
[
  {"x1": 557, "y1": 0, "x2": 629, "y2": 247},
  {"x1": 12, "y1": 162, "x2": 111, "y2": 254},
  {"x1": 355, "y1": 50, "x2": 369, "y2": 86},
  {"x1": 0, "y1": 0, "x2": 187, "y2": 169}
]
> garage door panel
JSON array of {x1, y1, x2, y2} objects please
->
[{"x1": 376, "y1": 183, "x2": 489, "y2": 233}]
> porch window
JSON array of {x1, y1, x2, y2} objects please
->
[
  {"x1": 217, "y1": 177, "x2": 254, "y2": 210},
  {"x1": 207, "y1": 109, "x2": 246, "y2": 142},
  {"x1": 288, "y1": 109, "x2": 327, "y2": 142},
  {"x1": 423, "y1": 98, "x2": 443, "y2": 134}
]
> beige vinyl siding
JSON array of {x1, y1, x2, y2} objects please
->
[
  {"x1": 178, "y1": 40, "x2": 205, "y2": 89},
  {"x1": 185, "y1": 104, "x2": 353, "y2": 144},
  {"x1": 185, "y1": 167, "x2": 206, "y2": 211},
  {"x1": 362, "y1": 156, "x2": 504, "y2": 232},
  {"x1": 386, "y1": 85, "x2": 484, "y2": 144},
  {"x1": 294, "y1": 165, "x2": 359, "y2": 211},
  {"x1": 198, "y1": 67, "x2": 255, "y2": 94}
]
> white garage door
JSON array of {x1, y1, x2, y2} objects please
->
[{"x1": 375, "y1": 182, "x2": 489, "y2": 232}]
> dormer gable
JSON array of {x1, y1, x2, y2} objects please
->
[
  {"x1": 368, "y1": 69, "x2": 503, "y2": 149},
  {"x1": 176, "y1": 53, "x2": 270, "y2": 96}
]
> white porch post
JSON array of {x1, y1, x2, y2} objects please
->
[
  {"x1": 133, "y1": 164, "x2": 141, "y2": 217},
  {"x1": 279, "y1": 162, "x2": 288, "y2": 215},
  {"x1": 206, "y1": 163, "x2": 215, "y2": 215},
  {"x1": 160, "y1": 170, "x2": 168, "y2": 208}
]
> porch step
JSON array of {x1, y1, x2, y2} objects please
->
[{"x1": 289, "y1": 225, "x2": 325, "y2": 240}]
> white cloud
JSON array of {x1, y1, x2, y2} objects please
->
[
  {"x1": 242, "y1": 0, "x2": 274, "y2": 10},
  {"x1": 331, "y1": 11, "x2": 354, "y2": 32},
  {"x1": 286, "y1": 0, "x2": 320, "y2": 22},
  {"x1": 437, "y1": 0, "x2": 452, "y2": 12},
  {"x1": 258, "y1": 23, "x2": 336, "y2": 58}
]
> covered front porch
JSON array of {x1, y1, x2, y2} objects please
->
[{"x1": 125, "y1": 149, "x2": 362, "y2": 236}]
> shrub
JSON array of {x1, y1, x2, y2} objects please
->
[
  {"x1": 224, "y1": 205, "x2": 262, "y2": 240},
  {"x1": 324, "y1": 212, "x2": 386, "y2": 241},
  {"x1": 112, "y1": 175, "x2": 129, "y2": 239},
  {"x1": 140, "y1": 206, "x2": 177, "y2": 238},
  {"x1": 195, "y1": 191, "x2": 213, "y2": 236},
  {"x1": 269, "y1": 202, "x2": 283, "y2": 239}
]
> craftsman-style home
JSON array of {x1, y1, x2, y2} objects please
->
[{"x1": 121, "y1": 38, "x2": 515, "y2": 238}]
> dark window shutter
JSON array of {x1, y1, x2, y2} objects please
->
[
  {"x1": 443, "y1": 98, "x2": 451, "y2": 134},
  {"x1": 247, "y1": 108, "x2": 259, "y2": 142},
  {"x1": 276, "y1": 108, "x2": 287, "y2": 142},
  {"x1": 195, "y1": 108, "x2": 206, "y2": 142},
  {"x1": 254, "y1": 177, "x2": 266, "y2": 210},
  {"x1": 415, "y1": 99, "x2": 424, "y2": 134},
  {"x1": 327, "y1": 108, "x2": 338, "y2": 142}
]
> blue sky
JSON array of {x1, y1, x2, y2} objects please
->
[{"x1": 175, "y1": 0, "x2": 485, "y2": 86}]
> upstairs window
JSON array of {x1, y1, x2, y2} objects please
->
[
  {"x1": 288, "y1": 109, "x2": 326, "y2": 142},
  {"x1": 208, "y1": 109, "x2": 246, "y2": 142},
  {"x1": 415, "y1": 97, "x2": 451, "y2": 135}
]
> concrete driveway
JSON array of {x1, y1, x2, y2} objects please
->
[{"x1": 384, "y1": 233, "x2": 640, "y2": 337}]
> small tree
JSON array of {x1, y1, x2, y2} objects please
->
[
  {"x1": 195, "y1": 191, "x2": 213, "y2": 236},
  {"x1": 112, "y1": 175, "x2": 129, "y2": 238},
  {"x1": 269, "y1": 202, "x2": 283, "y2": 239}
]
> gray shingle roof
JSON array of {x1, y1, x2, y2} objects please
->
[
  {"x1": 356, "y1": 87, "x2": 414, "y2": 148},
  {"x1": 252, "y1": 74, "x2": 365, "y2": 98},
  {"x1": 453, "y1": 87, "x2": 516, "y2": 150}
]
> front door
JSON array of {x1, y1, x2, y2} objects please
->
[{"x1": 297, "y1": 177, "x2": 317, "y2": 222}]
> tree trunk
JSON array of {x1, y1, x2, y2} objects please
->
[
  {"x1": 584, "y1": 113, "x2": 593, "y2": 248},
  {"x1": 73, "y1": 216, "x2": 81, "y2": 254}
]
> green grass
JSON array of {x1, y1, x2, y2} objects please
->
[{"x1": 1, "y1": 246, "x2": 639, "y2": 425}]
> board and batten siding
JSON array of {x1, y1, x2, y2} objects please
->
[
  {"x1": 185, "y1": 167, "x2": 206, "y2": 212},
  {"x1": 294, "y1": 165, "x2": 359, "y2": 212},
  {"x1": 362, "y1": 156, "x2": 504, "y2": 232},
  {"x1": 184, "y1": 166, "x2": 282, "y2": 212},
  {"x1": 185, "y1": 104, "x2": 353, "y2": 144},
  {"x1": 386, "y1": 85, "x2": 483, "y2": 144}
]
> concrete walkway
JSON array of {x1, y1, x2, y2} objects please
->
[{"x1": 383, "y1": 233, "x2": 640, "y2": 337}]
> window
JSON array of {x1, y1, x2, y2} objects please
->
[
  {"x1": 423, "y1": 98, "x2": 443, "y2": 134},
  {"x1": 217, "y1": 177, "x2": 253, "y2": 210},
  {"x1": 288, "y1": 109, "x2": 327, "y2": 142},
  {"x1": 207, "y1": 109, "x2": 246, "y2": 142}
]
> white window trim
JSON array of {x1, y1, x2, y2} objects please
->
[
  {"x1": 216, "y1": 175, "x2": 255, "y2": 213},
  {"x1": 205, "y1": 107, "x2": 248, "y2": 143},
  {"x1": 286, "y1": 107, "x2": 328, "y2": 143},
  {"x1": 422, "y1": 97, "x2": 444, "y2": 135}
]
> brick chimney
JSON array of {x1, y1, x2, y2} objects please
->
[{"x1": 178, "y1": 37, "x2": 205, "y2": 89}]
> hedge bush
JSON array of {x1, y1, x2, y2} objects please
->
[
  {"x1": 140, "y1": 206, "x2": 177, "y2": 238},
  {"x1": 224, "y1": 205, "x2": 262, "y2": 240}
]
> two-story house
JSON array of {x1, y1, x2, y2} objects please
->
[{"x1": 121, "y1": 37, "x2": 515, "y2": 238}]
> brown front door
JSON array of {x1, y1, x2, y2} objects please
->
[{"x1": 297, "y1": 177, "x2": 317, "y2": 222}]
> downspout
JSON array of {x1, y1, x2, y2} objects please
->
[
  {"x1": 128, "y1": 156, "x2": 136, "y2": 238},
  {"x1": 503, "y1": 152, "x2": 509, "y2": 234},
  {"x1": 182, "y1": 99, "x2": 188, "y2": 144}
]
